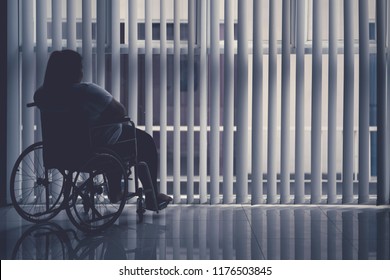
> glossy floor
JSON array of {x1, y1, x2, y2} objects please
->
[{"x1": 1, "y1": 204, "x2": 389, "y2": 260}]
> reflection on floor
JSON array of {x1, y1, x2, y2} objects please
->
[{"x1": 0, "y1": 204, "x2": 389, "y2": 260}]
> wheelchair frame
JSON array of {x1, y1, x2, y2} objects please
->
[{"x1": 10, "y1": 102, "x2": 159, "y2": 233}]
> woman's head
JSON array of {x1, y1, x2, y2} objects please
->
[{"x1": 43, "y1": 50, "x2": 83, "y2": 89}]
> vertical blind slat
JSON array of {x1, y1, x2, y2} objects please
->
[
  {"x1": 252, "y1": 0, "x2": 264, "y2": 204},
  {"x1": 236, "y1": 0, "x2": 249, "y2": 203},
  {"x1": 173, "y1": 0, "x2": 181, "y2": 203},
  {"x1": 343, "y1": 0, "x2": 355, "y2": 204},
  {"x1": 199, "y1": 0, "x2": 208, "y2": 203},
  {"x1": 36, "y1": 0, "x2": 46, "y2": 198},
  {"x1": 22, "y1": 0, "x2": 35, "y2": 204},
  {"x1": 36, "y1": 0, "x2": 48, "y2": 143},
  {"x1": 311, "y1": 0, "x2": 323, "y2": 204},
  {"x1": 281, "y1": 0, "x2": 291, "y2": 204},
  {"x1": 52, "y1": 0, "x2": 62, "y2": 51},
  {"x1": 187, "y1": 0, "x2": 196, "y2": 203},
  {"x1": 387, "y1": 1, "x2": 390, "y2": 205},
  {"x1": 377, "y1": 0, "x2": 389, "y2": 205},
  {"x1": 145, "y1": 0, "x2": 153, "y2": 135},
  {"x1": 128, "y1": 0, "x2": 138, "y2": 194},
  {"x1": 327, "y1": 0, "x2": 338, "y2": 203},
  {"x1": 97, "y1": 0, "x2": 106, "y2": 88},
  {"x1": 22, "y1": 0, "x2": 35, "y2": 150},
  {"x1": 7, "y1": 0, "x2": 20, "y2": 204},
  {"x1": 36, "y1": 0, "x2": 47, "y2": 87},
  {"x1": 82, "y1": 0, "x2": 92, "y2": 82},
  {"x1": 358, "y1": 0, "x2": 370, "y2": 204},
  {"x1": 128, "y1": 0, "x2": 138, "y2": 123},
  {"x1": 67, "y1": 0, "x2": 77, "y2": 50},
  {"x1": 295, "y1": 0, "x2": 305, "y2": 204},
  {"x1": 160, "y1": 0, "x2": 168, "y2": 195},
  {"x1": 223, "y1": 0, "x2": 234, "y2": 204},
  {"x1": 267, "y1": 0, "x2": 277, "y2": 204},
  {"x1": 210, "y1": 0, "x2": 220, "y2": 204},
  {"x1": 111, "y1": 0, "x2": 120, "y2": 101}
]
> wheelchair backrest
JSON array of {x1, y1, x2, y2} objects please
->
[{"x1": 40, "y1": 108, "x2": 91, "y2": 170}]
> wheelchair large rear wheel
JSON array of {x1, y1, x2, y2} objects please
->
[
  {"x1": 10, "y1": 142, "x2": 66, "y2": 223},
  {"x1": 66, "y1": 151, "x2": 128, "y2": 233}
]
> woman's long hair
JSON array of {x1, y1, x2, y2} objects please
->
[{"x1": 36, "y1": 50, "x2": 83, "y2": 108}]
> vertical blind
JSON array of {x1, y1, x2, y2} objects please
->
[{"x1": 6, "y1": 0, "x2": 390, "y2": 205}]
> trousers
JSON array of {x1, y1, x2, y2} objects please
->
[{"x1": 114, "y1": 124, "x2": 159, "y2": 199}]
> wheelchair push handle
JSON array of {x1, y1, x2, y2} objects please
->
[{"x1": 26, "y1": 102, "x2": 37, "y2": 108}]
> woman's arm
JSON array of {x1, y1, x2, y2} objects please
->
[{"x1": 99, "y1": 98, "x2": 127, "y2": 123}]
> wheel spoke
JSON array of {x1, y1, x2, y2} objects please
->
[
  {"x1": 10, "y1": 143, "x2": 65, "y2": 222},
  {"x1": 67, "y1": 152, "x2": 128, "y2": 233}
]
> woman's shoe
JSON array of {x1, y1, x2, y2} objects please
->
[{"x1": 145, "y1": 193, "x2": 172, "y2": 211}]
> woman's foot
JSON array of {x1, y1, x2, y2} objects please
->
[{"x1": 145, "y1": 193, "x2": 173, "y2": 211}]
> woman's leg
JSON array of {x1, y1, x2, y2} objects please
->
[
  {"x1": 134, "y1": 128, "x2": 158, "y2": 194},
  {"x1": 116, "y1": 125, "x2": 171, "y2": 208},
  {"x1": 116, "y1": 125, "x2": 158, "y2": 192}
]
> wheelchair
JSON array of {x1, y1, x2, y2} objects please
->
[{"x1": 10, "y1": 102, "x2": 160, "y2": 233}]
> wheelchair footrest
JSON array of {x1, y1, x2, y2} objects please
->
[
  {"x1": 145, "y1": 200, "x2": 170, "y2": 212},
  {"x1": 157, "y1": 201, "x2": 169, "y2": 211}
]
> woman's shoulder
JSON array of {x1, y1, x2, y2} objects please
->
[
  {"x1": 72, "y1": 83, "x2": 111, "y2": 97},
  {"x1": 72, "y1": 82, "x2": 105, "y2": 91},
  {"x1": 71, "y1": 83, "x2": 113, "y2": 107}
]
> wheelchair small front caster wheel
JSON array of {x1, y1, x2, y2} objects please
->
[{"x1": 136, "y1": 197, "x2": 145, "y2": 223}]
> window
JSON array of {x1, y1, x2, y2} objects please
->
[{"x1": 8, "y1": 0, "x2": 384, "y2": 204}]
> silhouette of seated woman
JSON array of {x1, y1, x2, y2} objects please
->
[{"x1": 34, "y1": 49, "x2": 172, "y2": 210}]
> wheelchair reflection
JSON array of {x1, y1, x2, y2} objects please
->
[{"x1": 12, "y1": 222, "x2": 165, "y2": 260}]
